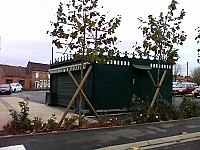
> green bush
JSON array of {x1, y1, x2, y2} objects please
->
[
  {"x1": 4, "y1": 98, "x2": 33, "y2": 135},
  {"x1": 130, "y1": 96, "x2": 180, "y2": 123},
  {"x1": 179, "y1": 97, "x2": 200, "y2": 118}
]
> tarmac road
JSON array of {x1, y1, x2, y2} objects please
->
[
  {"x1": 0, "y1": 91, "x2": 48, "y2": 104},
  {"x1": 172, "y1": 95, "x2": 200, "y2": 108},
  {"x1": 1, "y1": 90, "x2": 200, "y2": 107},
  {"x1": 1, "y1": 118, "x2": 200, "y2": 150}
]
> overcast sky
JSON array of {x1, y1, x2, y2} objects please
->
[{"x1": 0, "y1": 0, "x2": 199, "y2": 75}]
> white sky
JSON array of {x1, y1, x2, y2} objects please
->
[{"x1": 0, "y1": 0, "x2": 199, "y2": 75}]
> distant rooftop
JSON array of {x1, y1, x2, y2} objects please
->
[{"x1": 0, "y1": 64, "x2": 28, "y2": 77}]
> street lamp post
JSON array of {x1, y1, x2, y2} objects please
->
[{"x1": 197, "y1": 49, "x2": 200, "y2": 64}]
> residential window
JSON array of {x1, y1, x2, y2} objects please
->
[
  {"x1": 6, "y1": 79, "x2": 12, "y2": 84},
  {"x1": 36, "y1": 72, "x2": 39, "y2": 78},
  {"x1": 48, "y1": 80, "x2": 50, "y2": 88},
  {"x1": 44, "y1": 80, "x2": 47, "y2": 88},
  {"x1": 48, "y1": 73, "x2": 50, "y2": 79},
  {"x1": 40, "y1": 80, "x2": 43, "y2": 88},
  {"x1": 35, "y1": 81, "x2": 39, "y2": 89},
  {"x1": 19, "y1": 80, "x2": 25, "y2": 86}
]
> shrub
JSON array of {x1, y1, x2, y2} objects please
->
[
  {"x1": 98, "y1": 114, "x2": 109, "y2": 127},
  {"x1": 63, "y1": 116, "x2": 78, "y2": 130},
  {"x1": 2, "y1": 98, "x2": 58, "y2": 135},
  {"x1": 3, "y1": 98, "x2": 32, "y2": 135},
  {"x1": 179, "y1": 96, "x2": 200, "y2": 118},
  {"x1": 130, "y1": 96, "x2": 180, "y2": 123},
  {"x1": 43, "y1": 114, "x2": 58, "y2": 132}
]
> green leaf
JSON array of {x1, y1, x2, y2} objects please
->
[
  {"x1": 77, "y1": 14, "x2": 82, "y2": 18},
  {"x1": 90, "y1": 12, "x2": 96, "y2": 18},
  {"x1": 180, "y1": 35, "x2": 186, "y2": 41},
  {"x1": 172, "y1": 38, "x2": 177, "y2": 43}
]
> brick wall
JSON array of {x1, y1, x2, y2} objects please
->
[
  {"x1": 30, "y1": 71, "x2": 50, "y2": 89},
  {"x1": 0, "y1": 73, "x2": 29, "y2": 88}
]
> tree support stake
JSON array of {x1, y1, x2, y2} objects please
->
[
  {"x1": 67, "y1": 71, "x2": 99, "y2": 120},
  {"x1": 57, "y1": 65, "x2": 93, "y2": 128},
  {"x1": 147, "y1": 71, "x2": 163, "y2": 99},
  {"x1": 147, "y1": 70, "x2": 167, "y2": 116}
]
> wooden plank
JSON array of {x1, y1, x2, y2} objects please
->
[
  {"x1": 147, "y1": 71, "x2": 163, "y2": 99},
  {"x1": 147, "y1": 70, "x2": 167, "y2": 115},
  {"x1": 67, "y1": 71, "x2": 99, "y2": 120}
]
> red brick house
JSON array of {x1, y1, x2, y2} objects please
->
[
  {"x1": 0, "y1": 64, "x2": 29, "y2": 87},
  {"x1": 173, "y1": 75, "x2": 193, "y2": 83},
  {"x1": 0, "y1": 62, "x2": 50, "y2": 89},
  {"x1": 27, "y1": 61, "x2": 50, "y2": 89}
]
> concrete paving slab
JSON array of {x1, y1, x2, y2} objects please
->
[
  {"x1": 0, "y1": 96, "x2": 97, "y2": 130},
  {"x1": 0, "y1": 100, "x2": 12, "y2": 129},
  {"x1": 0, "y1": 97, "x2": 77, "y2": 129}
]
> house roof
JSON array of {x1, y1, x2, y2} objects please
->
[
  {"x1": 27, "y1": 61, "x2": 50, "y2": 72},
  {"x1": 176, "y1": 75, "x2": 186, "y2": 80},
  {"x1": 0, "y1": 64, "x2": 28, "y2": 77}
]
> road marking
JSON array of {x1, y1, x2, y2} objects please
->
[
  {"x1": 95, "y1": 132, "x2": 200, "y2": 150},
  {"x1": 0, "y1": 144, "x2": 26, "y2": 150}
]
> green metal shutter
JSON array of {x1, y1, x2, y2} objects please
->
[{"x1": 57, "y1": 71, "x2": 81, "y2": 108}]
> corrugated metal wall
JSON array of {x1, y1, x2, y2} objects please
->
[{"x1": 56, "y1": 71, "x2": 81, "y2": 109}]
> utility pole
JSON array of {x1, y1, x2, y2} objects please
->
[{"x1": 52, "y1": 47, "x2": 54, "y2": 64}]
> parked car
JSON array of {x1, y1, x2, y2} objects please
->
[
  {"x1": 172, "y1": 82, "x2": 196, "y2": 95},
  {"x1": 172, "y1": 82, "x2": 179, "y2": 88},
  {"x1": 0, "y1": 84, "x2": 12, "y2": 95},
  {"x1": 194, "y1": 87, "x2": 200, "y2": 98},
  {"x1": 181, "y1": 82, "x2": 198, "y2": 88},
  {"x1": 10, "y1": 83, "x2": 23, "y2": 92}
]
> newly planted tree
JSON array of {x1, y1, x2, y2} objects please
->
[
  {"x1": 49, "y1": 0, "x2": 121, "y2": 63},
  {"x1": 49, "y1": 0, "x2": 121, "y2": 126},
  {"x1": 133, "y1": 0, "x2": 187, "y2": 114},
  {"x1": 134, "y1": 0, "x2": 186, "y2": 64}
]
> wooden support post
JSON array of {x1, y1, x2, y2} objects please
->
[
  {"x1": 67, "y1": 71, "x2": 99, "y2": 120},
  {"x1": 147, "y1": 70, "x2": 167, "y2": 115},
  {"x1": 147, "y1": 71, "x2": 163, "y2": 99},
  {"x1": 57, "y1": 65, "x2": 93, "y2": 128}
]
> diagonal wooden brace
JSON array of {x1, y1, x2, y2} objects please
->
[
  {"x1": 57, "y1": 65, "x2": 93, "y2": 128},
  {"x1": 67, "y1": 71, "x2": 99, "y2": 120},
  {"x1": 147, "y1": 71, "x2": 163, "y2": 99},
  {"x1": 147, "y1": 70, "x2": 167, "y2": 115}
]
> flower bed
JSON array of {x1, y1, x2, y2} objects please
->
[{"x1": 1, "y1": 96, "x2": 200, "y2": 136}]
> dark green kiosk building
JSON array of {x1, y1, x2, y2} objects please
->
[{"x1": 47, "y1": 54, "x2": 172, "y2": 114}]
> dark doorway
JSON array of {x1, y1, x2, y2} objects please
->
[
  {"x1": 19, "y1": 80, "x2": 25, "y2": 87},
  {"x1": 6, "y1": 79, "x2": 12, "y2": 84}
]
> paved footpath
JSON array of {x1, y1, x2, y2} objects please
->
[{"x1": 0, "y1": 96, "x2": 76, "y2": 130}]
